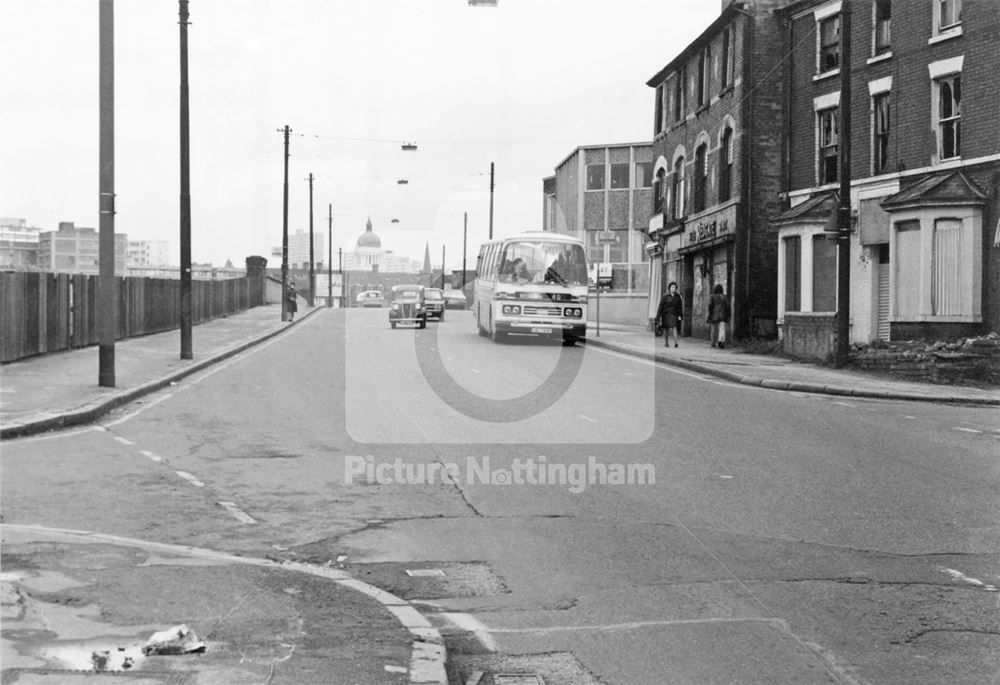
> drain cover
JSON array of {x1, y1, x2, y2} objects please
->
[{"x1": 495, "y1": 676, "x2": 544, "y2": 685}]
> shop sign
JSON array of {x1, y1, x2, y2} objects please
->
[{"x1": 684, "y1": 204, "x2": 737, "y2": 249}]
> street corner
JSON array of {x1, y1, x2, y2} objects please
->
[{"x1": 0, "y1": 535, "x2": 418, "y2": 684}]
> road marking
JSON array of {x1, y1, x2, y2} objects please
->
[
  {"x1": 470, "y1": 368, "x2": 480, "y2": 374},
  {"x1": 952, "y1": 427, "x2": 983, "y2": 434},
  {"x1": 576, "y1": 414, "x2": 597, "y2": 423},
  {"x1": 217, "y1": 501, "x2": 256, "y2": 524},
  {"x1": 139, "y1": 450, "x2": 162, "y2": 462},
  {"x1": 176, "y1": 471, "x2": 205, "y2": 488},
  {"x1": 939, "y1": 567, "x2": 998, "y2": 592},
  {"x1": 832, "y1": 401, "x2": 856, "y2": 408},
  {"x1": 902, "y1": 415, "x2": 916, "y2": 419},
  {"x1": 113, "y1": 436, "x2": 135, "y2": 445}
]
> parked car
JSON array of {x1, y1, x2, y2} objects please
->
[
  {"x1": 442, "y1": 289, "x2": 468, "y2": 310},
  {"x1": 356, "y1": 290, "x2": 384, "y2": 307},
  {"x1": 388, "y1": 285, "x2": 427, "y2": 329},
  {"x1": 423, "y1": 288, "x2": 446, "y2": 320}
]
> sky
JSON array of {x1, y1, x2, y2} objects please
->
[{"x1": 2, "y1": 0, "x2": 721, "y2": 270}]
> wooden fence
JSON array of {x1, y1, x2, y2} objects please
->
[{"x1": 0, "y1": 272, "x2": 265, "y2": 363}]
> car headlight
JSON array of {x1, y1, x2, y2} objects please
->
[{"x1": 391, "y1": 303, "x2": 399, "y2": 311}]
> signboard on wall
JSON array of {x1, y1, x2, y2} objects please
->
[{"x1": 682, "y1": 203, "x2": 738, "y2": 250}]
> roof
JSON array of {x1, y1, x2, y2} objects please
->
[
  {"x1": 880, "y1": 171, "x2": 987, "y2": 211},
  {"x1": 552, "y1": 141, "x2": 653, "y2": 173},
  {"x1": 646, "y1": 3, "x2": 743, "y2": 87},
  {"x1": 770, "y1": 190, "x2": 839, "y2": 225}
]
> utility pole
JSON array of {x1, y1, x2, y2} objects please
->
[
  {"x1": 488, "y1": 162, "x2": 494, "y2": 240},
  {"x1": 834, "y1": 0, "x2": 852, "y2": 368},
  {"x1": 280, "y1": 125, "x2": 291, "y2": 321},
  {"x1": 307, "y1": 172, "x2": 315, "y2": 307},
  {"x1": 178, "y1": 0, "x2": 192, "y2": 360},
  {"x1": 441, "y1": 245, "x2": 446, "y2": 288},
  {"x1": 462, "y1": 212, "x2": 468, "y2": 290},
  {"x1": 327, "y1": 203, "x2": 333, "y2": 308},
  {"x1": 98, "y1": 0, "x2": 116, "y2": 387},
  {"x1": 338, "y1": 247, "x2": 344, "y2": 308}
]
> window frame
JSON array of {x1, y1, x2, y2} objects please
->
[
  {"x1": 817, "y1": 106, "x2": 840, "y2": 184},
  {"x1": 818, "y1": 14, "x2": 841, "y2": 74},
  {"x1": 670, "y1": 156, "x2": 686, "y2": 221},
  {"x1": 936, "y1": 74, "x2": 961, "y2": 161},
  {"x1": 873, "y1": 0, "x2": 891, "y2": 55},
  {"x1": 872, "y1": 91, "x2": 891, "y2": 174},
  {"x1": 784, "y1": 235, "x2": 802, "y2": 313},
  {"x1": 720, "y1": 26, "x2": 735, "y2": 91},
  {"x1": 635, "y1": 162, "x2": 653, "y2": 189},
  {"x1": 610, "y1": 163, "x2": 631, "y2": 190},
  {"x1": 673, "y1": 66, "x2": 687, "y2": 122},
  {"x1": 693, "y1": 143, "x2": 708, "y2": 213},
  {"x1": 696, "y1": 46, "x2": 711, "y2": 108},
  {"x1": 719, "y1": 127, "x2": 733, "y2": 202},
  {"x1": 586, "y1": 164, "x2": 606, "y2": 191},
  {"x1": 653, "y1": 167, "x2": 666, "y2": 214}
]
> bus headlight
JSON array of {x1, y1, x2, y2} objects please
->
[
  {"x1": 564, "y1": 307, "x2": 582, "y2": 318},
  {"x1": 502, "y1": 304, "x2": 521, "y2": 315}
]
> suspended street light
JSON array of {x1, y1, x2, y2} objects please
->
[
  {"x1": 401, "y1": 142, "x2": 418, "y2": 151},
  {"x1": 397, "y1": 178, "x2": 409, "y2": 185}
]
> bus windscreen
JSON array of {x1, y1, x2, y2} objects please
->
[{"x1": 498, "y1": 241, "x2": 587, "y2": 285}]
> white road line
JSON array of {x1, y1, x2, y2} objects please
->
[
  {"x1": 113, "y1": 436, "x2": 135, "y2": 445},
  {"x1": 576, "y1": 414, "x2": 597, "y2": 423},
  {"x1": 902, "y1": 415, "x2": 916, "y2": 419},
  {"x1": 175, "y1": 471, "x2": 205, "y2": 488},
  {"x1": 139, "y1": 450, "x2": 162, "y2": 462},
  {"x1": 939, "y1": 567, "x2": 998, "y2": 592},
  {"x1": 953, "y1": 427, "x2": 983, "y2": 434},
  {"x1": 217, "y1": 501, "x2": 257, "y2": 524},
  {"x1": 831, "y1": 401, "x2": 856, "y2": 408}
]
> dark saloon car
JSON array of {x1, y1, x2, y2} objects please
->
[
  {"x1": 388, "y1": 285, "x2": 428, "y2": 329},
  {"x1": 423, "y1": 288, "x2": 446, "y2": 321},
  {"x1": 442, "y1": 289, "x2": 468, "y2": 310}
]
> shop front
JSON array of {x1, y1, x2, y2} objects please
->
[{"x1": 678, "y1": 204, "x2": 737, "y2": 339}]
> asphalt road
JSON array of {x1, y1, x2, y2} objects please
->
[{"x1": 3, "y1": 308, "x2": 998, "y2": 684}]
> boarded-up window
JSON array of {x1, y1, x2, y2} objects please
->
[
  {"x1": 932, "y1": 218, "x2": 962, "y2": 315},
  {"x1": 895, "y1": 221, "x2": 921, "y2": 317},
  {"x1": 784, "y1": 236, "x2": 801, "y2": 312},
  {"x1": 812, "y1": 235, "x2": 837, "y2": 312}
]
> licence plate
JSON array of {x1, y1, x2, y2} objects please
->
[{"x1": 530, "y1": 327, "x2": 552, "y2": 334}]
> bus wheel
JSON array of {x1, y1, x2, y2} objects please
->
[
  {"x1": 477, "y1": 311, "x2": 488, "y2": 336},
  {"x1": 562, "y1": 336, "x2": 575, "y2": 347}
]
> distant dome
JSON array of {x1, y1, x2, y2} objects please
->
[{"x1": 356, "y1": 218, "x2": 381, "y2": 248}]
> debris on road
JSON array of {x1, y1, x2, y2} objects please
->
[{"x1": 142, "y1": 624, "x2": 206, "y2": 656}]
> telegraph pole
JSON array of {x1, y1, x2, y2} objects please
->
[
  {"x1": 462, "y1": 212, "x2": 468, "y2": 289},
  {"x1": 834, "y1": 0, "x2": 852, "y2": 368},
  {"x1": 98, "y1": 0, "x2": 116, "y2": 387},
  {"x1": 441, "y1": 245, "x2": 446, "y2": 288},
  {"x1": 327, "y1": 203, "x2": 333, "y2": 308},
  {"x1": 488, "y1": 162, "x2": 494, "y2": 240},
  {"x1": 307, "y1": 172, "x2": 315, "y2": 307},
  {"x1": 338, "y1": 247, "x2": 344, "y2": 308},
  {"x1": 280, "y1": 125, "x2": 291, "y2": 321},
  {"x1": 178, "y1": 0, "x2": 192, "y2": 359}
]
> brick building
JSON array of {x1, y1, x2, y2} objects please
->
[
  {"x1": 542, "y1": 142, "x2": 654, "y2": 295},
  {"x1": 645, "y1": 0, "x2": 789, "y2": 339},
  {"x1": 773, "y1": 0, "x2": 1000, "y2": 352}
]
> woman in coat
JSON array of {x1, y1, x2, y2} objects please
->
[
  {"x1": 707, "y1": 284, "x2": 731, "y2": 348},
  {"x1": 655, "y1": 281, "x2": 683, "y2": 348}
]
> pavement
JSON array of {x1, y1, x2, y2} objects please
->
[
  {"x1": 585, "y1": 321, "x2": 1000, "y2": 406},
  {"x1": 1, "y1": 304, "x2": 996, "y2": 683}
]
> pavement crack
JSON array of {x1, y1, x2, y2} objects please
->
[{"x1": 437, "y1": 456, "x2": 483, "y2": 517}]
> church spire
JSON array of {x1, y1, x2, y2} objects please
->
[{"x1": 421, "y1": 241, "x2": 432, "y2": 274}]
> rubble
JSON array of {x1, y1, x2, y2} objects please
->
[{"x1": 850, "y1": 332, "x2": 1000, "y2": 386}]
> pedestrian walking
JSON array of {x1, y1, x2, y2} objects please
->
[
  {"x1": 655, "y1": 281, "x2": 683, "y2": 348},
  {"x1": 707, "y1": 284, "x2": 730, "y2": 348},
  {"x1": 286, "y1": 282, "x2": 298, "y2": 322}
]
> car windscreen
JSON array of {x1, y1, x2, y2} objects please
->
[
  {"x1": 424, "y1": 290, "x2": 443, "y2": 300},
  {"x1": 393, "y1": 289, "x2": 421, "y2": 300}
]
